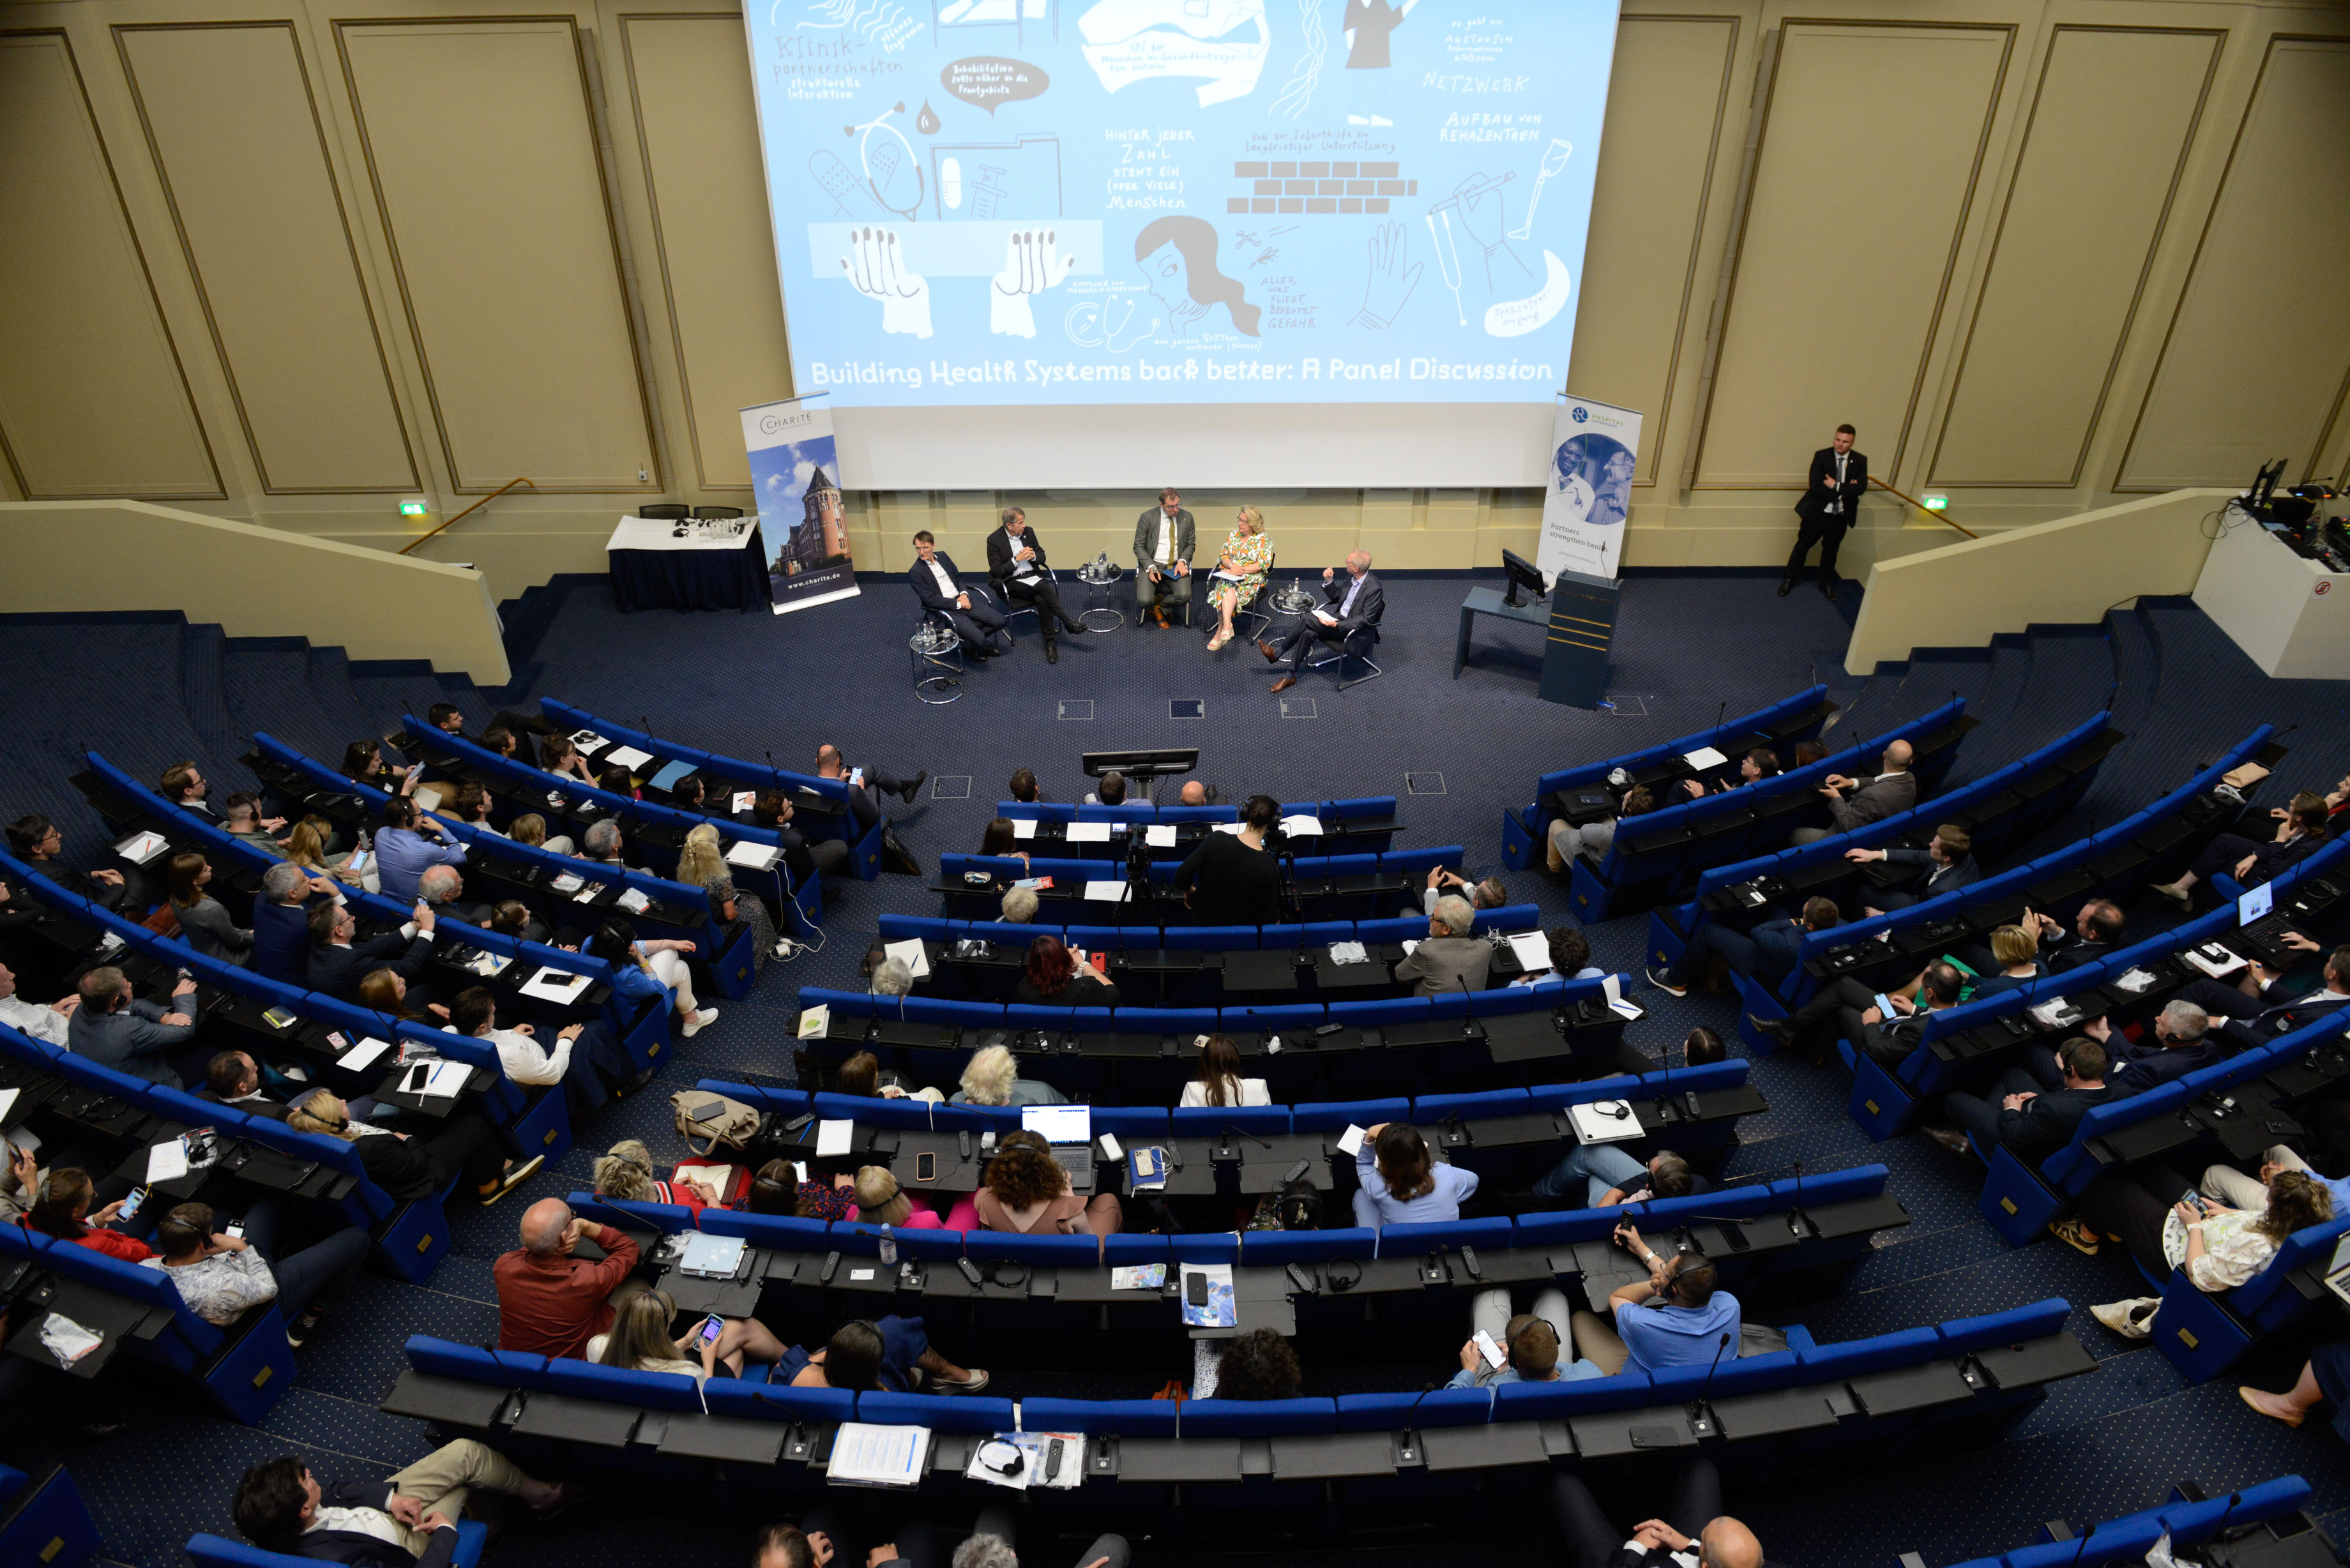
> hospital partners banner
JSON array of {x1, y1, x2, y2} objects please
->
[
  {"x1": 1537, "y1": 394, "x2": 1641, "y2": 585},
  {"x1": 743, "y1": 392, "x2": 860, "y2": 617}
]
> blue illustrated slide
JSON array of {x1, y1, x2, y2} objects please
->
[{"x1": 743, "y1": 1, "x2": 1620, "y2": 407}]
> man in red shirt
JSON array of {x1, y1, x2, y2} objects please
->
[{"x1": 492, "y1": 1198, "x2": 639, "y2": 1356}]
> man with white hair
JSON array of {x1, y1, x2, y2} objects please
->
[
  {"x1": 1393, "y1": 892, "x2": 1492, "y2": 997},
  {"x1": 1262, "y1": 548, "x2": 1384, "y2": 695},
  {"x1": 2051, "y1": 1001, "x2": 2221, "y2": 1094},
  {"x1": 254, "y1": 859, "x2": 342, "y2": 984},
  {"x1": 581, "y1": 818, "x2": 645, "y2": 875},
  {"x1": 870, "y1": 956, "x2": 914, "y2": 997},
  {"x1": 999, "y1": 886, "x2": 1039, "y2": 924},
  {"x1": 493, "y1": 1196, "x2": 638, "y2": 1356},
  {"x1": 416, "y1": 864, "x2": 490, "y2": 927}
]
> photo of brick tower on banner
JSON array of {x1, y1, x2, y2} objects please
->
[{"x1": 744, "y1": 391, "x2": 861, "y2": 616}]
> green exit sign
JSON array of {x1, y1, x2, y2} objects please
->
[
  {"x1": 398, "y1": 499, "x2": 430, "y2": 518},
  {"x1": 1923, "y1": 495, "x2": 1949, "y2": 511}
]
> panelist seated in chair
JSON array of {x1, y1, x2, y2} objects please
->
[
  {"x1": 1204, "y1": 505, "x2": 1274, "y2": 652},
  {"x1": 1133, "y1": 485, "x2": 1195, "y2": 626},
  {"x1": 1262, "y1": 550, "x2": 1383, "y2": 693},
  {"x1": 986, "y1": 506, "x2": 1086, "y2": 663},
  {"x1": 909, "y1": 530, "x2": 1012, "y2": 659}
]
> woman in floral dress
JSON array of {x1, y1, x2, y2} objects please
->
[{"x1": 1206, "y1": 505, "x2": 1273, "y2": 651}]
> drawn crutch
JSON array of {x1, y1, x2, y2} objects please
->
[{"x1": 1509, "y1": 139, "x2": 1574, "y2": 241}]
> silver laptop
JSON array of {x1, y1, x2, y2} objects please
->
[
  {"x1": 1023, "y1": 1104, "x2": 1095, "y2": 1191},
  {"x1": 2324, "y1": 1233, "x2": 2350, "y2": 1310}
]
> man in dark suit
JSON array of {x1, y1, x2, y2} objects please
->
[
  {"x1": 68, "y1": 966, "x2": 199, "y2": 1087},
  {"x1": 416, "y1": 866, "x2": 492, "y2": 928},
  {"x1": 2029, "y1": 899, "x2": 2126, "y2": 972},
  {"x1": 1549, "y1": 1456, "x2": 1771, "y2": 1568},
  {"x1": 1932, "y1": 1035, "x2": 2114, "y2": 1163},
  {"x1": 1649, "y1": 895, "x2": 1840, "y2": 998},
  {"x1": 1132, "y1": 486, "x2": 1196, "y2": 627},
  {"x1": 2176, "y1": 942, "x2": 2350, "y2": 1050},
  {"x1": 1261, "y1": 550, "x2": 1384, "y2": 694},
  {"x1": 907, "y1": 529, "x2": 1012, "y2": 658},
  {"x1": 1765, "y1": 959, "x2": 1964, "y2": 1067},
  {"x1": 1782, "y1": 423, "x2": 1866, "y2": 599},
  {"x1": 307, "y1": 901, "x2": 437, "y2": 1003},
  {"x1": 985, "y1": 506, "x2": 1086, "y2": 664},
  {"x1": 1789, "y1": 739, "x2": 1915, "y2": 845},
  {"x1": 199, "y1": 1050, "x2": 294, "y2": 1121},
  {"x1": 1847, "y1": 822, "x2": 1979, "y2": 914},
  {"x1": 231, "y1": 1441, "x2": 564, "y2": 1567},
  {"x1": 2026, "y1": 1005, "x2": 2222, "y2": 1096}
]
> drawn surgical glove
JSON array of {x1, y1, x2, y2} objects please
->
[
  {"x1": 840, "y1": 226, "x2": 932, "y2": 339},
  {"x1": 990, "y1": 229, "x2": 1074, "y2": 338}
]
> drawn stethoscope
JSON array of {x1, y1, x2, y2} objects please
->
[
  {"x1": 844, "y1": 102, "x2": 924, "y2": 221},
  {"x1": 1066, "y1": 296, "x2": 1158, "y2": 352}
]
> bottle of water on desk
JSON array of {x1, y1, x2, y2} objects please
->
[{"x1": 877, "y1": 1223, "x2": 897, "y2": 1268}]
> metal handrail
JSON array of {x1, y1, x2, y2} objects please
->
[
  {"x1": 1870, "y1": 477, "x2": 1976, "y2": 539},
  {"x1": 397, "y1": 478, "x2": 536, "y2": 556}
]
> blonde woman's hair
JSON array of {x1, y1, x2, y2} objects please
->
[
  {"x1": 284, "y1": 820, "x2": 332, "y2": 870},
  {"x1": 594, "y1": 1138, "x2": 658, "y2": 1200},
  {"x1": 1235, "y1": 504, "x2": 1264, "y2": 534},
  {"x1": 598, "y1": 1288, "x2": 683, "y2": 1371},
  {"x1": 1989, "y1": 924, "x2": 2038, "y2": 968},
  {"x1": 285, "y1": 1092, "x2": 355, "y2": 1140},
  {"x1": 508, "y1": 814, "x2": 547, "y2": 847},
  {"x1": 854, "y1": 1165, "x2": 911, "y2": 1227},
  {"x1": 959, "y1": 1043, "x2": 1020, "y2": 1106},
  {"x1": 676, "y1": 825, "x2": 726, "y2": 890}
]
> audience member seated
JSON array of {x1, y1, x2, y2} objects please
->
[
  {"x1": 221, "y1": 792, "x2": 290, "y2": 857},
  {"x1": 999, "y1": 886, "x2": 1039, "y2": 924},
  {"x1": 1015, "y1": 933, "x2": 1121, "y2": 1008},
  {"x1": 781, "y1": 1315, "x2": 988, "y2": 1394},
  {"x1": 2239, "y1": 1342, "x2": 2350, "y2": 1432},
  {"x1": 1751, "y1": 960, "x2": 1963, "y2": 1066},
  {"x1": 1206, "y1": 1327, "x2": 1300, "y2": 1400},
  {"x1": 1529, "y1": 1146, "x2": 1707, "y2": 1212},
  {"x1": 1084, "y1": 771, "x2": 1127, "y2": 808},
  {"x1": 373, "y1": 797, "x2": 465, "y2": 905},
  {"x1": 1179, "y1": 1032, "x2": 1269, "y2": 1108},
  {"x1": 1928, "y1": 1036, "x2": 2112, "y2": 1163},
  {"x1": 2072, "y1": 1167, "x2": 2330, "y2": 1338},
  {"x1": 1545, "y1": 783, "x2": 1657, "y2": 876},
  {"x1": 2175, "y1": 941, "x2": 2350, "y2": 1050},
  {"x1": 288, "y1": 1089, "x2": 536, "y2": 1206},
  {"x1": 307, "y1": 900, "x2": 437, "y2": 1004},
  {"x1": 1683, "y1": 1026, "x2": 1726, "y2": 1066},
  {"x1": 1174, "y1": 795, "x2": 1284, "y2": 926},
  {"x1": 357, "y1": 968, "x2": 446, "y2": 1024},
  {"x1": 199, "y1": 1050, "x2": 292, "y2": 1120},
  {"x1": 539, "y1": 735, "x2": 596, "y2": 789},
  {"x1": 1452, "y1": 1311, "x2": 1598, "y2": 1387},
  {"x1": 162, "y1": 760, "x2": 219, "y2": 821},
  {"x1": 816, "y1": 742, "x2": 925, "y2": 828},
  {"x1": 1957, "y1": 924, "x2": 2046, "y2": 1000},
  {"x1": 746, "y1": 1157, "x2": 860, "y2": 1223},
  {"x1": 481, "y1": 725, "x2": 522, "y2": 763},
  {"x1": 1844, "y1": 822, "x2": 1978, "y2": 914},
  {"x1": 1571, "y1": 1224, "x2": 1741, "y2": 1378},
  {"x1": 448, "y1": 983, "x2": 640, "y2": 1108},
  {"x1": 1395, "y1": 894, "x2": 1492, "y2": 998},
  {"x1": 676, "y1": 825, "x2": 725, "y2": 890},
  {"x1": 2040, "y1": 1006, "x2": 2220, "y2": 1095},
  {"x1": 1008, "y1": 767, "x2": 1042, "y2": 804},
  {"x1": 587, "y1": 917, "x2": 718, "y2": 1037},
  {"x1": 254, "y1": 861, "x2": 335, "y2": 983},
  {"x1": 444, "y1": 780, "x2": 497, "y2": 835},
  {"x1": 416, "y1": 865, "x2": 488, "y2": 928},
  {"x1": 589, "y1": 1286, "x2": 784, "y2": 1381},
  {"x1": 163, "y1": 852, "x2": 252, "y2": 965},
  {"x1": 340, "y1": 738, "x2": 420, "y2": 797},
  {"x1": 871, "y1": 957, "x2": 915, "y2": 1000},
  {"x1": 976, "y1": 817, "x2": 1033, "y2": 880},
  {"x1": 1352, "y1": 1122, "x2": 1477, "y2": 1229},
  {"x1": 2029, "y1": 899, "x2": 2126, "y2": 972},
  {"x1": 748, "y1": 791, "x2": 848, "y2": 882},
  {"x1": 975, "y1": 1140, "x2": 1123, "y2": 1239},
  {"x1": 580, "y1": 819, "x2": 644, "y2": 875},
  {"x1": 487, "y1": 898, "x2": 554, "y2": 947},
  {"x1": 856, "y1": 1165, "x2": 980, "y2": 1233},
  {"x1": 149, "y1": 1198, "x2": 370, "y2": 1346},
  {"x1": 1514, "y1": 926, "x2": 1605, "y2": 988},
  {"x1": 494, "y1": 1197, "x2": 642, "y2": 1357},
  {"x1": 706, "y1": 872, "x2": 776, "y2": 976},
  {"x1": 1550, "y1": 1454, "x2": 1765, "y2": 1568},
  {"x1": 0, "y1": 958, "x2": 73, "y2": 1045},
  {"x1": 952, "y1": 1043, "x2": 1068, "y2": 1108},
  {"x1": 1423, "y1": 866, "x2": 1505, "y2": 916},
  {"x1": 231, "y1": 1441, "x2": 563, "y2": 1565},
  {"x1": 283, "y1": 818, "x2": 362, "y2": 891},
  {"x1": 1653, "y1": 897, "x2": 1840, "y2": 999},
  {"x1": 27, "y1": 1168, "x2": 150, "y2": 1260},
  {"x1": 507, "y1": 812, "x2": 575, "y2": 857},
  {"x1": 596, "y1": 765, "x2": 639, "y2": 801},
  {"x1": 6, "y1": 813, "x2": 132, "y2": 912},
  {"x1": 834, "y1": 1050, "x2": 941, "y2": 1103},
  {"x1": 1789, "y1": 739, "x2": 1916, "y2": 845},
  {"x1": 1683, "y1": 748, "x2": 1782, "y2": 799},
  {"x1": 1792, "y1": 739, "x2": 1827, "y2": 769},
  {"x1": 2152, "y1": 790, "x2": 2331, "y2": 908},
  {"x1": 69, "y1": 965, "x2": 197, "y2": 1087},
  {"x1": 593, "y1": 1138, "x2": 722, "y2": 1212}
]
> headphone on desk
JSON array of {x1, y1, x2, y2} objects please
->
[{"x1": 1324, "y1": 1257, "x2": 1363, "y2": 1293}]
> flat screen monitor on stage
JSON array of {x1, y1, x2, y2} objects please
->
[
  {"x1": 1082, "y1": 748, "x2": 1199, "y2": 783},
  {"x1": 742, "y1": 1, "x2": 1622, "y2": 488}
]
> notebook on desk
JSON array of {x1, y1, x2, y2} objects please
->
[{"x1": 1024, "y1": 1103, "x2": 1094, "y2": 1187}]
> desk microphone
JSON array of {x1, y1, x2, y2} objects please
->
[
  {"x1": 1394, "y1": 1381, "x2": 1443, "y2": 1462},
  {"x1": 1690, "y1": 1329, "x2": 1733, "y2": 1435},
  {"x1": 1458, "y1": 971, "x2": 1478, "y2": 1038},
  {"x1": 1219, "y1": 1123, "x2": 1274, "y2": 1150},
  {"x1": 2206, "y1": 1490, "x2": 2243, "y2": 1551}
]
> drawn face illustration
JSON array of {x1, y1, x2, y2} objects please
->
[{"x1": 1141, "y1": 243, "x2": 1191, "y2": 319}]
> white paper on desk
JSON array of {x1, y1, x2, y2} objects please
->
[
  {"x1": 726, "y1": 840, "x2": 780, "y2": 871},
  {"x1": 614, "y1": 888, "x2": 651, "y2": 914},
  {"x1": 421, "y1": 1060, "x2": 470, "y2": 1099},
  {"x1": 549, "y1": 872, "x2": 586, "y2": 894},
  {"x1": 1280, "y1": 815, "x2": 1324, "y2": 837},
  {"x1": 146, "y1": 1139, "x2": 190, "y2": 1183},
  {"x1": 1010, "y1": 818, "x2": 1038, "y2": 840},
  {"x1": 1336, "y1": 1124, "x2": 1368, "y2": 1156},
  {"x1": 1082, "y1": 881, "x2": 1129, "y2": 903},
  {"x1": 1507, "y1": 932, "x2": 1551, "y2": 972},
  {"x1": 827, "y1": 1422, "x2": 930, "y2": 1487},
  {"x1": 798, "y1": 1004, "x2": 830, "y2": 1039},
  {"x1": 815, "y1": 1119, "x2": 854, "y2": 1157},
  {"x1": 1146, "y1": 824, "x2": 1178, "y2": 848},
  {"x1": 570, "y1": 730, "x2": 606, "y2": 751},
  {"x1": 519, "y1": 967, "x2": 591, "y2": 1004},
  {"x1": 883, "y1": 939, "x2": 931, "y2": 979},
  {"x1": 2185, "y1": 946, "x2": 2248, "y2": 979},
  {"x1": 1214, "y1": 821, "x2": 1247, "y2": 835},
  {"x1": 1683, "y1": 746, "x2": 1728, "y2": 770},
  {"x1": 572, "y1": 882, "x2": 603, "y2": 903},
  {"x1": 0, "y1": 1087, "x2": 14, "y2": 1123},
  {"x1": 337, "y1": 1037, "x2": 393, "y2": 1071},
  {"x1": 1602, "y1": 974, "x2": 1623, "y2": 1009},
  {"x1": 113, "y1": 831, "x2": 171, "y2": 865},
  {"x1": 2116, "y1": 968, "x2": 2158, "y2": 993},
  {"x1": 1065, "y1": 822, "x2": 1112, "y2": 843},
  {"x1": 732, "y1": 792, "x2": 757, "y2": 814},
  {"x1": 604, "y1": 746, "x2": 653, "y2": 771},
  {"x1": 40, "y1": 1312, "x2": 102, "y2": 1369}
]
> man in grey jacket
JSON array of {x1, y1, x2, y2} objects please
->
[
  {"x1": 69, "y1": 965, "x2": 199, "y2": 1087},
  {"x1": 1132, "y1": 486, "x2": 1195, "y2": 627},
  {"x1": 1789, "y1": 739, "x2": 1915, "y2": 844},
  {"x1": 1395, "y1": 894, "x2": 1492, "y2": 997}
]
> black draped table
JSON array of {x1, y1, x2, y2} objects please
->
[{"x1": 606, "y1": 515, "x2": 771, "y2": 612}]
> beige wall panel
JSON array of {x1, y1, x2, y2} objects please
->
[
  {"x1": 1566, "y1": 14, "x2": 1740, "y2": 487},
  {"x1": 1694, "y1": 22, "x2": 2012, "y2": 488},
  {"x1": 619, "y1": 13, "x2": 792, "y2": 493},
  {"x1": 0, "y1": 32, "x2": 220, "y2": 499},
  {"x1": 337, "y1": 18, "x2": 656, "y2": 492},
  {"x1": 2117, "y1": 37, "x2": 2350, "y2": 491},
  {"x1": 116, "y1": 23, "x2": 417, "y2": 494},
  {"x1": 1929, "y1": 27, "x2": 2220, "y2": 488}
]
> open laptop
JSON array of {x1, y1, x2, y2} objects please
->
[
  {"x1": 1022, "y1": 1104, "x2": 1095, "y2": 1191},
  {"x1": 2324, "y1": 1233, "x2": 2350, "y2": 1311}
]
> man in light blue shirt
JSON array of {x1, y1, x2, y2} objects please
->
[
  {"x1": 1572, "y1": 1222, "x2": 1741, "y2": 1377},
  {"x1": 372, "y1": 797, "x2": 465, "y2": 905},
  {"x1": 1446, "y1": 1314, "x2": 1607, "y2": 1388}
]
